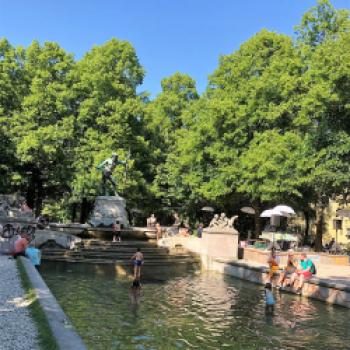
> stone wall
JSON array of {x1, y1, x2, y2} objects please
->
[
  {"x1": 243, "y1": 247, "x2": 349, "y2": 266},
  {"x1": 158, "y1": 230, "x2": 239, "y2": 262},
  {"x1": 208, "y1": 259, "x2": 350, "y2": 308}
]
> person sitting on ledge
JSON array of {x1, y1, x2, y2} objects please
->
[
  {"x1": 276, "y1": 251, "x2": 297, "y2": 289},
  {"x1": 20, "y1": 201, "x2": 32, "y2": 213},
  {"x1": 11, "y1": 231, "x2": 29, "y2": 259},
  {"x1": 287, "y1": 253, "x2": 316, "y2": 294},
  {"x1": 178, "y1": 228, "x2": 190, "y2": 237},
  {"x1": 266, "y1": 248, "x2": 280, "y2": 286},
  {"x1": 156, "y1": 223, "x2": 162, "y2": 240}
]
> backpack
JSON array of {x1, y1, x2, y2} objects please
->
[{"x1": 310, "y1": 261, "x2": 317, "y2": 275}]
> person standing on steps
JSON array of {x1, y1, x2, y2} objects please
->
[{"x1": 131, "y1": 247, "x2": 144, "y2": 282}]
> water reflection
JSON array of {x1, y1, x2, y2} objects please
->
[{"x1": 40, "y1": 262, "x2": 350, "y2": 350}]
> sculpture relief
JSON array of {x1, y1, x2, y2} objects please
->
[{"x1": 207, "y1": 213, "x2": 238, "y2": 231}]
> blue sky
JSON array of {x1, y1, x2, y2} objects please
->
[{"x1": 1, "y1": 0, "x2": 349, "y2": 97}]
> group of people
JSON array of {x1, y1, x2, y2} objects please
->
[
  {"x1": 264, "y1": 249, "x2": 316, "y2": 313},
  {"x1": 147, "y1": 213, "x2": 204, "y2": 239},
  {"x1": 8, "y1": 229, "x2": 41, "y2": 268}
]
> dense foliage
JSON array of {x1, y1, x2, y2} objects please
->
[{"x1": 1, "y1": 1, "x2": 349, "y2": 249}]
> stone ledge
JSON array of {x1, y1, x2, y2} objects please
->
[
  {"x1": 202, "y1": 230, "x2": 238, "y2": 235},
  {"x1": 19, "y1": 257, "x2": 87, "y2": 350},
  {"x1": 217, "y1": 259, "x2": 350, "y2": 292}
]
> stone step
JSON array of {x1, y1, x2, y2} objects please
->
[
  {"x1": 42, "y1": 256, "x2": 198, "y2": 265},
  {"x1": 80, "y1": 240, "x2": 158, "y2": 247},
  {"x1": 41, "y1": 238, "x2": 199, "y2": 265},
  {"x1": 80, "y1": 248, "x2": 170, "y2": 253},
  {"x1": 42, "y1": 254, "x2": 196, "y2": 262},
  {"x1": 43, "y1": 248, "x2": 170, "y2": 254},
  {"x1": 41, "y1": 248, "x2": 198, "y2": 257}
]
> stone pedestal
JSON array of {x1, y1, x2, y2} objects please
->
[
  {"x1": 202, "y1": 229, "x2": 239, "y2": 260},
  {"x1": 89, "y1": 196, "x2": 129, "y2": 228}
]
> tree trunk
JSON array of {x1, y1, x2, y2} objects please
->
[
  {"x1": 26, "y1": 167, "x2": 43, "y2": 216},
  {"x1": 252, "y1": 200, "x2": 262, "y2": 238},
  {"x1": 314, "y1": 206, "x2": 324, "y2": 252},
  {"x1": 35, "y1": 172, "x2": 43, "y2": 217},
  {"x1": 303, "y1": 209, "x2": 310, "y2": 243},
  {"x1": 26, "y1": 176, "x2": 36, "y2": 210},
  {"x1": 71, "y1": 203, "x2": 77, "y2": 223},
  {"x1": 80, "y1": 197, "x2": 88, "y2": 223}
]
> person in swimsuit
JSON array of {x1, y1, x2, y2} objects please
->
[
  {"x1": 277, "y1": 251, "x2": 297, "y2": 289},
  {"x1": 266, "y1": 248, "x2": 280, "y2": 285},
  {"x1": 264, "y1": 282, "x2": 275, "y2": 314},
  {"x1": 131, "y1": 248, "x2": 144, "y2": 281}
]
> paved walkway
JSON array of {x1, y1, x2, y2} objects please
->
[{"x1": 0, "y1": 255, "x2": 38, "y2": 350}]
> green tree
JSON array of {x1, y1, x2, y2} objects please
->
[
  {"x1": 160, "y1": 30, "x2": 304, "y2": 228},
  {"x1": 71, "y1": 39, "x2": 150, "y2": 221},
  {"x1": 0, "y1": 39, "x2": 27, "y2": 193},
  {"x1": 10, "y1": 41, "x2": 76, "y2": 214},
  {"x1": 147, "y1": 73, "x2": 199, "y2": 214},
  {"x1": 295, "y1": 0, "x2": 349, "y2": 47},
  {"x1": 295, "y1": 2, "x2": 350, "y2": 250}
]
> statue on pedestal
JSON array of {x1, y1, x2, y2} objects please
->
[
  {"x1": 209, "y1": 214, "x2": 219, "y2": 228},
  {"x1": 207, "y1": 213, "x2": 238, "y2": 231},
  {"x1": 96, "y1": 153, "x2": 126, "y2": 196},
  {"x1": 218, "y1": 213, "x2": 229, "y2": 228},
  {"x1": 173, "y1": 212, "x2": 181, "y2": 228}
]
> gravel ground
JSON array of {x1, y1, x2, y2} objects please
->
[{"x1": 0, "y1": 255, "x2": 38, "y2": 350}]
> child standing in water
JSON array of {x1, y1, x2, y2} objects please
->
[
  {"x1": 131, "y1": 248, "x2": 144, "y2": 281},
  {"x1": 264, "y1": 283, "x2": 275, "y2": 314}
]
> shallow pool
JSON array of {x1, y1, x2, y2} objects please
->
[{"x1": 40, "y1": 262, "x2": 350, "y2": 350}]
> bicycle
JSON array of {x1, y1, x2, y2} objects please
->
[{"x1": 1, "y1": 223, "x2": 35, "y2": 242}]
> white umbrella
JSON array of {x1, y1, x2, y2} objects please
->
[
  {"x1": 273, "y1": 205, "x2": 295, "y2": 215},
  {"x1": 260, "y1": 208, "x2": 285, "y2": 245},
  {"x1": 260, "y1": 209, "x2": 285, "y2": 217},
  {"x1": 240, "y1": 207, "x2": 255, "y2": 215},
  {"x1": 201, "y1": 206, "x2": 215, "y2": 212}
]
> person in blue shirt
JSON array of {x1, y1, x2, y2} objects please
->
[
  {"x1": 264, "y1": 282, "x2": 275, "y2": 314},
  {"x1": 25, "y1": 247, "x2": 41, "y2": 269},
  {"x1": 288, "y1": 253, "x2": 315, "y2": 294}
]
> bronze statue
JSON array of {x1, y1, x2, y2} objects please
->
[{"x1": 96, "y1": 153, "x2": 125, "y2": 196}]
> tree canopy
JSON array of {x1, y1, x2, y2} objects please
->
[{"x1": 0, "y1": 1, "x2": 350, "y2": 249}]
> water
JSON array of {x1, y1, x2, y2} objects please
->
[{"x1": 40, "y1": 262, "x2": 350, "y2": 350}]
